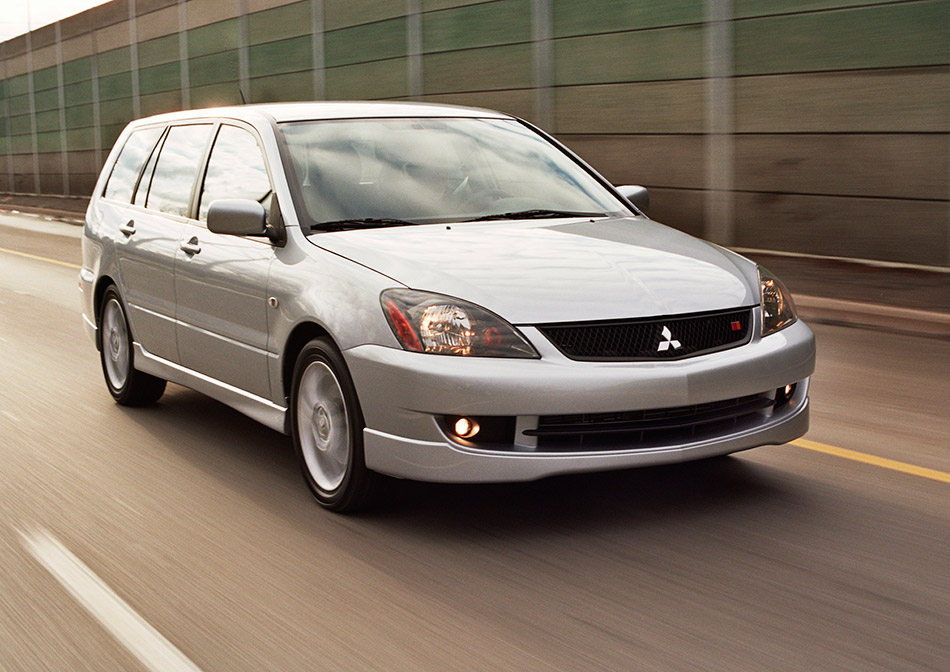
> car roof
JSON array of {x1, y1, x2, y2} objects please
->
[{"x1": 126, "y1": 101, "x2": 513, "y2": 127}]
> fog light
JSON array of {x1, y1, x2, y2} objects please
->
[
  {"x1": 454, "y1": 417, "x2": 480, "y2": 439},
  {"x1": 775, "y1": 383, "x2": 796, "y2": 408}
]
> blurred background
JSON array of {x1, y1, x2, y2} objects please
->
[
  {"x1": 0, "y1": 4, "x2": 948, "y2": 670},
  {"x1": 0, "y1": 0, "x2": 947, "y2": 266}
]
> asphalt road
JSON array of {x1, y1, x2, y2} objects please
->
[{"x1": 1, "y1": 214, "x2": 947, "y2": 671}]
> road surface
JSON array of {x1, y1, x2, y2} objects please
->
[{"x1": 0, "y1": 213, "x2": 947, "y2": 671}]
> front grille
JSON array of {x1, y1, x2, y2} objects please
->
[
  {"x1": 527, "y1": 393, "x2": 775, "y2": 452},
  {"x1": 537, "y1": 307, "x2": 753, "y2": 361}
]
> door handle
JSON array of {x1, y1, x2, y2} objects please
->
[
  {"x1": 119, "y1": 220, "x2": 136, "y2": 236},
  {"x1": 180, "y1": 236, "x2": 201, "y2": 255}
]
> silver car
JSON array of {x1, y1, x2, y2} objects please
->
[{"x1": 80, "y1": 102, "x2": 814, "y2": 511}]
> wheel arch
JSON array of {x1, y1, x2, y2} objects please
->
[
  {"x1": 92, "y1": 275, "x2": 118, "y2": 350},
  {"x1": 281, "y1": 321, "x2": 335, "y2": 404}
]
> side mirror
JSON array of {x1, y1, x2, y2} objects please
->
[
  {"x1": 207, "y1": 199, "x2": 267, "y2": 236},
  {"x1": 616, "y1": 185, "x2": 650, "y2": 214}
]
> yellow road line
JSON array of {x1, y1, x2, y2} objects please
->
[
  {"x1": 793, "y1": 438, "x2": 950, "y2": 484},
  {"x1": 0, "y1": 245, "x2": 81, "y2": 270}
]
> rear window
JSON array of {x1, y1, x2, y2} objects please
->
[
  {"x1": 103, "y1": 127, "x2": 163, "y2": 202},
  {"x1": 143, "y1": 124, "x2": 214, "y2": 217}
]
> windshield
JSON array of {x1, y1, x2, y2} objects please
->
[{"x1": 278, "y1": 117, "x2": 630, "y2": 230}]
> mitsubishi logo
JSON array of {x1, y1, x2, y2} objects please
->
[{"x1": 657, "y1": 325, "x2": 681, "y2": 352}]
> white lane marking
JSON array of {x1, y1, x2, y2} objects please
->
[{"x1": 20, "y1": 528, "x2": 203, "y2": 672}]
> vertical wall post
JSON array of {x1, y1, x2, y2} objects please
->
[
  {"x1": 55, "y1": 22, "x2": 69, "y2": 195},
  {"x1": 90, "y1": 28, "x2": 102, "y2": 174},
  {"x1": 704, "y1": 0, "x2": 735, "y2": 246},
  {"x1": 238, "y1": 0, "x2": 249, "y2": 102},
  {"x1": 311, "y1": 0, "x2": 325, "y2": 100},
  {"x1": 1, "y1": 49, "x2": 15, "y2": 192},
  {"x1": 129, "y1": 0, "x2": 141, "y2": 119},
  {"x1": 406, "y1": 0, "x2": 423, "y2": 101},
  {"x1": 532, "y1": 0, "x2": 553, "y2": 130},
  {"x1": 25, "y1": 20, "x2": 40, "y2": 193},
  {"x1": 178, "y1": 0, "x2": 190, "y2": 109}
]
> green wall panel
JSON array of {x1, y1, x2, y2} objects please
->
[
  {"x1": 99, "y1": 72, "x2": 133, "y2": 101},
  {"x1": 735, "y1": 68, "x2": 950, "y2": 133},
  {"x1": 422, "y1": 0, "x2": 530, "y2": 53},
  {"x1": 34, "y1": 109, "x2": 60, "y2": 132},
  {"x1": 8, "y1": 93, "x2": 31, "y2": 116},
  {"x1": 422, "y1": 0, "x2": 492, "y2": 11},
  {"x1": 36, "y1": 130, "x2": 61, "y2": 153},
  {"x1": 139, "y1": 61, "x2": 181, "y2": 95},
  {"x1": 555, "y1": 81, "x2": 706, "y2": 134},
  {"x1": 248, "y1": 35, "x2": 312, "y2": 78},
  {"x1": 101, "y1": 123, "x2": 126, "y2": 149},
  {"x1": 189, "y1": 82, "x2": 243, "y2": 108},
  {"x1": 138, "y1": 34, "x2": 180, "y2": 67},
  {"x1": 65, "y1": 104, "x2": 94, "y2": 129},
  {"x1": 140, "y1": 89, "x2": 182, "y2": 116},
  {"x1": 325, "y1": 58, "x2": 407, "y2": 99},
  {"x1": 324, "y1": 0, "x2": 405, "y2": 31},
  {"x1": 63, "y1": 80, "x2": 93, "y2": 106},
  {"x1": 423, "y1": 43, "x2": 532, "y2": 94},
  {"x1": 5, "y1": 74, "x2": 29, "y2": 97},
  {"x1": 735, "y1": 1, "x2": 950, "y2": 75},
  {"x1": 552, "y1": 0, "x2": 701, "y2": 38},
  {"x1": 10, "y1": 114, "x2": 32, "y2": 135},
  {"x1": 33, "y1": 66, "x2": 59, "y2": 92},
  {"x1": 99, "y1": 97, "x2": 135, "y2": 126},
  {"x1": 249, "y1": 70, "x2": 314, "y2": 102},
  {"x1": 97, "y1": 47, "x2": 132, "y2": 77},
  {"x1": 63, "y1": 56, "x2": 93, "y2": 83},
  {"x1": 248, "y1": 1, "x2": 312, "y2": 45},
  {"x1": 35, "y1": 88, "x2": 61, "y2": 112},
  {"x1": 555, "y1": 25, "x2": 704, "y2": 86},
  {"x1": 11, "y1": 134, "x2": 33, "y2": 153},
  {"x1": 734, "y1": 0, "x2": 912, "y2": 19},
  {"x1": 325, "y1": 18, "x2": 407, "y2": 68},
  {"x1": 188, "y1": 19, "x2": 240, "y2": 59},
  {"x1": 65, "y1": 126, "x2": 96, "y2": 151},
  {"x1": 189, "y1": 51, "x2": 240, "y2": 88}
]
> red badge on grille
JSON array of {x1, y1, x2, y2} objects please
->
[{"x1": 730, "y1": 321, "x2": 742, "y2": 332}]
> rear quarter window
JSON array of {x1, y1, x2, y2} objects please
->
[{"x1": 103, "y1": 127, "x2": 163, "y2": 202}]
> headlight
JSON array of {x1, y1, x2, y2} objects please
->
[
  {"x1": 381, "y1": 289, "x2": 539, "y2": 358},
  {"x1": 758, "y1": 266, "x2": 797, "y2": 336}
]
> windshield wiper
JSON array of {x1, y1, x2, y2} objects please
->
[
  {"x1": 311, "y1": 217, "x2": 417, "y2": 232},
  {"x1": 466, "y1": 209, "x2": 606, "y2": 222}
]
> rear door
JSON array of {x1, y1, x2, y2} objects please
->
[
  {"x1": 114, "y1": 123, "x2": 214, "y2": 363},
  {"x1": 173, "y1": 123, "x2": 276, "y2": 399}
]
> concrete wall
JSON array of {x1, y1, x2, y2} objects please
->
[{"x1": 0, "y1": 0, "x2": 947, "y2": 265}]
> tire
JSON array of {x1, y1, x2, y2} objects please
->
[
  {"x1": 291, "y1": 337, "x2": 377, "y2": 512},
  {"x1": 98, "y1": 286, "x2": 166, "y2": 406}
]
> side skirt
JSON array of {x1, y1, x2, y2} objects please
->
[{"x1": 133, "y1": 343, "x2": 289, "y2": 435}]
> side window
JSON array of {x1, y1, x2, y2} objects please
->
[
  {"x1": 133, "y1": 132, "x2": 163, "y2": 207},
  {"x1": 198, "y1": 125, "x2": 272, "y2": 222},
  {"x1": 103, "y1": 127, "x2": 163, "y2": 202},
  {"x1": 146, "y1": 124, "x2": 214, "y2": 217}
]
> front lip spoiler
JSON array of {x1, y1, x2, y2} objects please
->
[{"x1": 362, "y1": 394, "x2": 810, "y2": 483}]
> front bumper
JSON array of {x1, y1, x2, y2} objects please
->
[{"x1": 345, "y1": 315, "x2": 815, "y2": 483}]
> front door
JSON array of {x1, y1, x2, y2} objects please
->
[{"x1": 173, "y1": 123, "x2": 277, "y2": 400}]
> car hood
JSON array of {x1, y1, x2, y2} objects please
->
[{"x1": 310, "y1": 217, "x2": 758, "y2": 324}]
